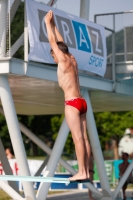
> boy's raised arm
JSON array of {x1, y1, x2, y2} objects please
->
[{"x1": 45, "y1": 10, "x2": 64, "y2": 43}]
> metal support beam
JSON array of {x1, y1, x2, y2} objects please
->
[
  {"x1": 34, "y1": 156, "x2": 49, "y2": 177},
  {"x1": 0, "y1": 107, "x2": 102, "y2": 198},
  {"x1": 0, "y1": 75, "x2": 36, "y2": 200},
  {"x1": 83, "y1": 90, "x2": 112, "y2": 198},
  {"x1": 24, "y1": 0, "x2": 28, "y2": 62},
  {"x1": 112, "y1": 14, "x2": 116, "y2": 83},
  {"x1": 9, "y1": 33, "x2": 24, "y2": 57},
  {"x1": 17, "y1": 116, "x2": 102, "y2": 198},
  {"x1": 33, "y1": 156, "x2": 49, "y2": 186},
  {"x1": 47, "y1": 0, "x2": 58, "y2": 6},
  {"x1": 124, "y1": 28, "x2": 127, "y2": 62},
  {"x1": 80, "y1": 0, "x2": 90, "y2": 20},
  {"x1": 37, "y1": 118, "x2": 69, "y2": 200},
  {"x1": 0, "y1": 181, "x2": 23, "y2": 200},
  {"x1": 24, "y1": 0, "x2": 28, "y2": 73},
  {"x1": 10, "y1": 0, "x2": 21, "y2": 23},
  {"x1": 0, "y1": 0, "x2": 7, "y2": 58},
  {"x1": 0, "y1": 138, "x2": 19, "y2": 192}
]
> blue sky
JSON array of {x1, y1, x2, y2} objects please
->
[{"x1": 35, "y1": 0, "x2": 133, "y2": 22}]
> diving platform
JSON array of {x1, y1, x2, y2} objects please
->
[{"x1": 0, "y1": 58, "x2": 133, "y2": 115}]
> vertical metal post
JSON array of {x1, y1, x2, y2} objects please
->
[
  {"x1": 112, "y1": 14, "x2": 116, "y2": 82},
  {"x1": 0, "y1": 0, "x2": 8, "y2": 58},
  {"x1": 6, "y1": 0, "x2": 11, "y2": 58},
  {"x1": 94, "y1": 15, "x2": 97, "y2": 23},
  {"x1": 24, "y1": 0, "x2": 28, "y2": 61},
  {"x1": 0, "y1": 75, "x2": 36, "y2": 200},
  {"x1": 83, "y1": 90, "x2": 112, "y2": 199},
  {"x1": 37, "y1": 118, "x2": 69, "y2": 200},
  {"x1": 124, "y1": 27, "x2": 127, "y2": 62},
  {"x1": 80, "y1": 0, "x2": 90, "y2": 20},
  {"x1": 24, "y1": 0, "x2": 28, "y2": 73},
  {"x1": 0, "y1": 138, "x2": 18, "y2": 192}
]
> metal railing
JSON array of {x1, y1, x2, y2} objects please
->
[
  {"x1": 95, "y1": 11, "x2": 133, "y2": 81},
  {"x1": 95, "y1": 11, "x2": 133, "y2": 62},
  {"x1": 1, "y1": 2, "x2": 133, "y2": 82}
]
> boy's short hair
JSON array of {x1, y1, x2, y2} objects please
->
[{"x1": 50, "y1": 41, "x2": 69, "y2": 55}]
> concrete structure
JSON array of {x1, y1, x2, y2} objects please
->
[{"x1": 0, "y1": 0, "x2": 133, "y2": 200}]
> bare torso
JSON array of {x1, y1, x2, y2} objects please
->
[{"x1": 57, "y1": 54, "x2": 81, "y2": 100}]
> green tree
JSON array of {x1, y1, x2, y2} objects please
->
[{"x1": 94, "y1": 111, "x2": 133, "y2": 159}]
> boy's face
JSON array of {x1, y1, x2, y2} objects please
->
[{"x1": 51, "y1": 52, "x2": 58, "y2": 64}]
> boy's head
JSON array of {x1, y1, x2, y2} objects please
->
[
  {"x1": 50, "y1": 41, "x2": 69, "y2": 64},
  {"x1": 50, "y1": 41, "x2": 69, "y2": 55}
]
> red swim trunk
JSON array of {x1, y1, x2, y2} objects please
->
[{"x1": 65, "y1": 98, "x2": 87, "y2": 115}]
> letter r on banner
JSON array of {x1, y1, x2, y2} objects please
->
[{"x1": 55, "y1": 15, "x2": 76, "y2": 48}]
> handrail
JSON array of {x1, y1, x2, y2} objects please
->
[{"x1": 94, "y1": 10, "x2": 133, "y2": 18}]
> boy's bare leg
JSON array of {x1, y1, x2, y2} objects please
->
[
  {"x1": 65, "y1": 105, "x2": 88, "y2": 181},
  {"x1": 81, "y1": 113, "x2": 90, "y2": 178}
]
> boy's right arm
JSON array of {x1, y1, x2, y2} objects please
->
[
  {"x1": 45, "y1": 11, "x2": 66, "y2": 62},
  {"x1": 51, "y1": 15, "x2": 64, "y2": 42},
  {"x1": 55, "y1": 26, "x2": 64, "y2": 42}
]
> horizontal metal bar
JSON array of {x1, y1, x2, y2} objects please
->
[
  {"x1": 104, "y1": 27, "x2": 114, "y2": 32},
  {"x1": 108, "y1": 52, "x2": 133, "y2": 59},
  {"x1": 95, "y1": 10, "x2": 133, "y2": 17}
]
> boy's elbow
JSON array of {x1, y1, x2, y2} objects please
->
[
  {"x1": 49, "y1": 39, "x2": 55, "y2": 46},
  {"x1": 48, "y1": 36, "x2": 54, "y2": 43}
]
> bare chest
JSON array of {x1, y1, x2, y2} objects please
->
[
  {"x1": 57, "y1": 64, "x2": 77, "y2": 89},
  {"x1": 57, "y1": 65, "x2": 66, "y2": 87}
]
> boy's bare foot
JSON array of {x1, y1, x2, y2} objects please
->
[{"x1": 69, "y1": 172, "x2": 89, "y2": 181}]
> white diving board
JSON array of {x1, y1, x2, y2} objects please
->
[
  {"x1": 0, "y1": 175, "x2": 70, "y2": 184},
  {"x1": 0, "y1": 175, "x2": 90, "y2": 184}
]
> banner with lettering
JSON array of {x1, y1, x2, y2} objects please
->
[{"x1": 26, "y1": 0, "x2": 107, "y2": 76}]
